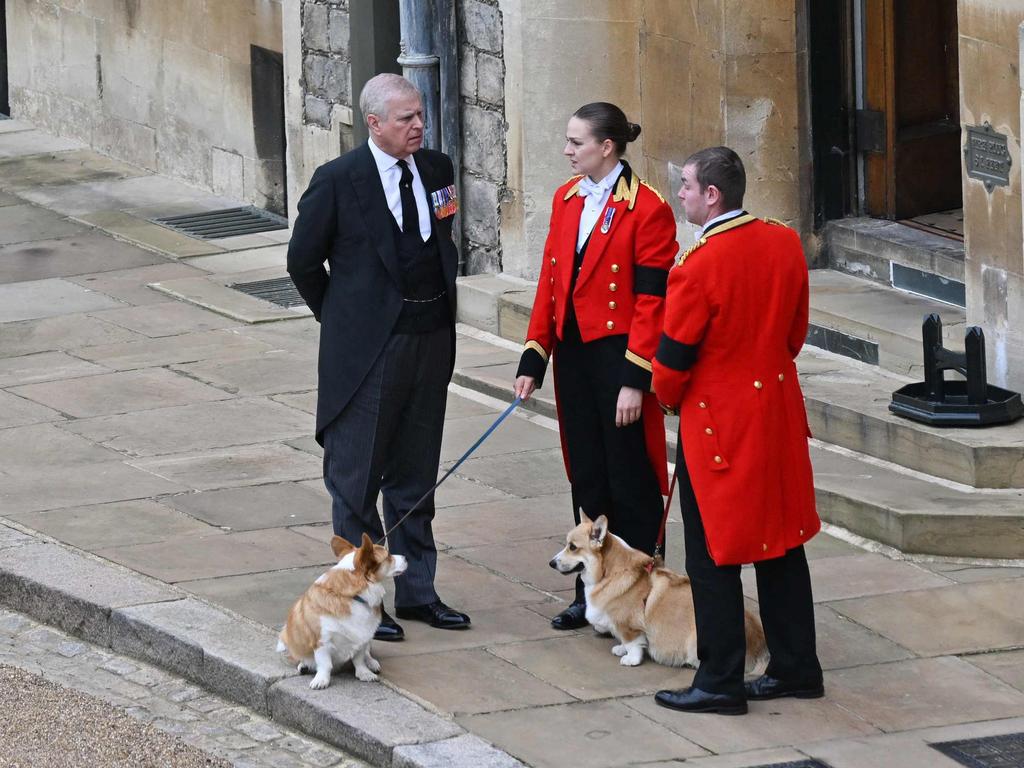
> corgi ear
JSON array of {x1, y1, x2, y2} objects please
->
[
  {"x1": 579, "y1": 509, "x2": 593, "y2": 525},
  {"x1": 354, "y1": 533, "x2": 375, "y2": 572},
  {"x1": 331, "y1": 535, "x2": 356, "y2": 559},
  {"x1": 590, "y1": 515, "x2": 608, "y2": 546}
]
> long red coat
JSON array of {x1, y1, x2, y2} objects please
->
[
  {"x1": 652, "y1": 215, "x2": 820, "y2": 565},
  {"x1": 519, "y1": 166, "x2": 678, "y2": 492}
]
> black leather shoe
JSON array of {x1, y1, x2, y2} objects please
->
[
  {"x1": 551, "y1": 601, "x2": 588, "y2": 630},
  {"x1": 395, "y1": 600, "x2": 471, "y2": 629},
  {"x1": 374, "y1": 610, "x2": 404, "y2": 642},
  {"x1": 654, "y1": 686, "x2": 748, "y2": 715},
  {"x1": 744, "y1": 674, "x2": 824, "y2": 700}
]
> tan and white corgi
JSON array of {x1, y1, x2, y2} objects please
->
[
  {"x1": 549, "y1": 513, "x2": 767, "y2": 671},
  {"x1": 276, "y1": 533, "x2": 407, "y2": 688}
]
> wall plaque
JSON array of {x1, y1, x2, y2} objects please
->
[{"x1": 965, "y1": 122, "x2": 1012, "y2": 192}]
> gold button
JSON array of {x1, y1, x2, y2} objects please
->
[
  {"x1": 778, "y1": 373, "x2": 785, "y2": 382},
  {"x1": 551, "y1": 315, "x2": 555, "y2": 321},
  {"x1": 762, "y1": 543, "x2": 768, "y2": 552},
  {"x1": 754, "y1": 380, "x2": 763, "y2": 389},
  {"x1": 550, "y1": 278, "x2": 554, "y2": 285},
  {"x1": 606, "y1": 320, "x2": 615, "y2": 330},
  {"x1": 608, "y1": 301, "x2": 617, "y2": 310},
  {"x1": 799, "y1": 529, "x2": 804, "y2": 536},
  {"x1": 551, "y1": 258, "x2": 556, "y2": 265},
  {"x1": 705, "y1": 427, "x2": 713, "y2": 435},
  {"x1": 713, "y1": 455, "x2": 722, "y2": 463},
  {"x1": 698, "y1": 401, "x2": 707, "y2": 409},
  {"x1": 611, "y1": 264, "x2": 620, "y2": 273},
  {"x1": 609, "y1": 283, "x2": 618, "y2": 292},
  {"x1": 550, "y1": 295, "x2": 555, "y2": 302}
]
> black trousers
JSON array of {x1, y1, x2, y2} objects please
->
[
  {"x1": 676, "y1": 440, "x2": 822, "y2": 697},
  {"x1": 322, "y1": 327, "x2": 451, "y2": 608},
  {"x1": 555, "y1": 331, "x2": 664, "y2": 603}
]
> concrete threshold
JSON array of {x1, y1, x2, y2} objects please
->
[{"x1": 0, "y1": 521, "x2": 525, "y2": 768}]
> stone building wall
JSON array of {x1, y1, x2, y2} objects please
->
[
  {"x1": 458, "y1": 0, "x2": 507, "y2": 274},
  {"x1": 299, "y1": 0, "x2": 351, "y2": 131},
  {"x1": 958, "y1": 3, "x2": 1024, "y2": 389},
  {"x1": 6, "y1": 0, "x2": 285, "y2": 212}
]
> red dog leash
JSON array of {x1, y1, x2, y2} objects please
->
[{"x1": 648, "y1": 463, "x2": 679, "y2": 572}]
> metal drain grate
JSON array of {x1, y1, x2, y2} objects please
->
[
  {"x1": 153, "y1": 207, "x2": 288, "y2": 240},
  {"x1": 931, "y1": 732, "x2": 1024, "y2": 768},
  {"x1": 230, "y1": 276, "x2": 305, "y2": 309}
]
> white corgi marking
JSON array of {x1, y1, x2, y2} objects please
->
[
  {"x1": 618, "y1": 636, "x2": 647, "y2": 667},
  {"x1": 309, "y1": 645, "x2": 333, "y2": 689},
  {"x1": 275, "y1": 638, "x2": 287, "y2": 653}
]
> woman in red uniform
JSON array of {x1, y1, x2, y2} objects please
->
[{"x1": 513, "y1": 102, "x2": 678, "y2": 630}]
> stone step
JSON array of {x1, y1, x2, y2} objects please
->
[
  {"x1": 798, "y1": 346, "x2": 1024, "y2": 488},
  {"x1": 456, "y1": 273, "x2": 537, "y2": 345},
  {"x1": 808, "y1": 269, "x2": 967, "y2": 376},
  {"x1": 824, "y1": 217, "x2": 965, "y2": 307},
  {"x1": 810, "y1": 443, "x2": 1024, "y2": 559}
]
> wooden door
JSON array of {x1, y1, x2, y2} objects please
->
[{"x1": 862, "y1": 0, "x2": 962, "y2": 219}]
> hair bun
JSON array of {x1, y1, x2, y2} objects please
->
[{"x1": 627, "y1": 122, "x2": 642, "y2": 142}]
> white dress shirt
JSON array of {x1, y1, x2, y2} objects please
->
[
  {"x1": 698, "y1": 208, "x2": 745, "y2": 240},
  {"x1": 576, "y1": 161, "x2": 624, "y2": 253},
  {"x1": 368, "y1": 137, "x2": 433, "y2": 242}
]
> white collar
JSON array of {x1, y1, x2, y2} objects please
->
[
  {"x1": 699, "y1": 209, "x2": 745, "y2": 237},
  {"x1": 368, "y1": 137, "x2": 413, "y2": 175},
  {"x1": 587, "y1": 161, "x2": 624, "y2": 193}
]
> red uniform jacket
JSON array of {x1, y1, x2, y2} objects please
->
[
  {"x1": 652, "y1": 214, "x2": 820, "y2": 565},
  {"x1": 518, "y1": 165, "x2": 678, "y2": 493}
]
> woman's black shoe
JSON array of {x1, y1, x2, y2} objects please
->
[{"x1": 551, "y1": 601, "x2": 588, "y2": 630}]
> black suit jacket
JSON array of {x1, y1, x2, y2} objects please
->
[{"x1": 287, "y1": 142, "x2": 459, "y2": 444}]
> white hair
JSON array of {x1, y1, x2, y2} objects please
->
[{"x1": 359, "y1": 73, "x2": 421, "y2": 123}]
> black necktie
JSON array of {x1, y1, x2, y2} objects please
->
[{"x1": 396, "y1": 159, "x2": 418, "y2": 239}]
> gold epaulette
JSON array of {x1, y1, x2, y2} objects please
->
[
  {"x1": 562, "y1": 174, "x2": 585, "y2": 200},
  {"x1": 764, "y1": 217, "x2": 789, "y2": 227},
  {"x1": 612, "y1": 175, "x2": 642, "y2": 210},
  {"x1": 676, "y1": 237, "x2": 707, "y2": 267},
  {"x1": 640, "y1": 180, "x2": 665, "y2": 204}
]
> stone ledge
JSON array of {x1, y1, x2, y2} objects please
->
[
  {"x1": 456, "y1": 273, "x2": 536, "y2": 344},
  {"x1": 393, "y1": 733, "x2": 528, "y2": 768}
]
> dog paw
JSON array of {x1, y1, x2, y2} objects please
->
[
  {"x1": 620, "y1": 652, "x2": 643, "y2": 667},
  {"x1": 355, "y1": 668, "x2": 379, "y2": 682},
  {"x1": 309, "y1": 674, "x2": 331, "y2": 690},
  {"x1": 365, "y1": 657, "x2": 381, "y2": 673},
  {"x1": 611, "y1": 644, "x2": 628, "y2": 657},
  {"x1": 297, "y1": 663, "x2": 313, "y2": 675}
]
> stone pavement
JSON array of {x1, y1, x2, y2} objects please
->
[{"x1": 3, "y1": 122, "x2": 1024, "y2": 768}]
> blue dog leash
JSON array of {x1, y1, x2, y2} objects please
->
[{"x1": 378, "y1": 396, "x2": 523, "y2": 544}]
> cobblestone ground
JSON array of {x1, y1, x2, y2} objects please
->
[{"x1": 0, "y1": 610, "x2": 368, "y2": 768}]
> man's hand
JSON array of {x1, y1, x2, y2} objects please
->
[
  {"x1": 514, "y1": 375, "x2": 537, "y2": 402},
  {"x1": 616, "y1": 386, "x2": 643, "y2": 427}
]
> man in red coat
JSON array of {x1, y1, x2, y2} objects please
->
[{"x1": 652, "y1": 147, "x2": 823, "y2": 716}]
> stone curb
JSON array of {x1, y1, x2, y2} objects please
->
[{"x1": 0, "y1": 521, "x2": 525, "y2": 767}]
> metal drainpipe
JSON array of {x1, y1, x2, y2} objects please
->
[{"x1": 398, "y1": 0, "x2": 463, "y2": 272}]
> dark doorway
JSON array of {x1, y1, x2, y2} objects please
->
[
  {"x1": 808, "y1": 0, "x2": 857, "y2": 229},
  {"x1": 862, "y1": 0, "x2": 961, "y2": 219},
  {"x1": 1, "y1": 0, "x2": 10, "y2": 116},
  {"x1": 250, "y1": 45, "x2": 287, "y2": 216},
  {"x1": 349, "y1": 0, "x2": 401, "y2": 145}
]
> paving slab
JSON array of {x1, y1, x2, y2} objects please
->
[
  {"x1": 128, "y1": 443, "x2": 322, "y2": 491},
  {"x1": 825, "y1": 656, "x2": 1024, "y2": 732},
  {"x1": 0, "y1": 542, "x2": 179, "y2": 647},
  {"x1": 0, "y1": 315, "x2": 142, "y2": 358},
  {"x1": 0, "y1": 131, "x2": 85, "y2": 157},
  {"x1": 0, "y1": 149, "x2": 147, "y2": 189},
  {"x1": 272, "y1": 390, "x2": 318, "y2": 415},
  {"x1": 95, "y1": 528, "x2": 334, "y2": 583},
  {"x1": 440, "y1": 411, "x2": 561, "y2": 463},
  {"x1": 451, "y1": 448, "x2": 571, "y2": 498},
  {"x1": 67, "y1": 262, "x2": 208, "y2": 306},
  {"x1": 459, "y1": 700, "x2": 708, "y2": 768},
  {"x1": 268, "y1": 674, "x2": 464, "y2": 766},
  {"x1": 0, "y1": 389, "x2": 64, "y2": 428},
  {"x1": 9, "y1": 368, "x2": 230, "y2": 418},
  {"x1": 0, "y1": 189, "x2": 24, "y2": 206},
  {"x1": 92, "y1": 301, "x2": 239, "y2": 338},
  {"x1": 919, "y1": 560, "x2": 1024, "y2": 583},
  {"x1": 829, "y1": 579, "x2": 1024, "y2": 656},
  {"x1": 0, "y1": 277, "x2": 124, "y2": 322},
  {"x1": 75, "y1": 210, "x2": 225, "y2": 257},
  {"x1": 62, "y1": 397, "x2": 310, "y2": 457},
  {"x1": 676, "y1": 748, "x2": 819, "y2": 767},
  {"x1": 74, "y1": 329, "x2": 276, "y2": 371},
  {"x1": 433, "y1": 474, "x2": 517, "y2": 508},
  {"x1": 488, "y1": 634, "x2": 696, "y2": 700},
  {"x1": 5, "y1": 499, "x2": 223, "y2": 550},
  {"x1": 173, "y1": 351, "x2": 318, "y2": 396},
  {"x1": 813, "y1": 604, "x2": 915, "y2": 671},
  {"x1": 430, "y1": 495, "x2": 575, "y2": 548},
  {"x1": 149, "y1": 273, "x2": 311, "y2": 323},
  {"x1": 0, "y1": 204, "x2": 89, "y2": 246},
  {"x1": 160, "y1": 483, "x2": 331, "y2": 532},
  {"x1": 0, "y1": 231, "x2": 165, "y2": 284},
  {"x1": 453, "y1": 537, "x2": 577, "y2": 593},
  {"x1": 0, "y1": 422, "x2": 124, "y2": 467},
  {"x1": 0, "y1": 524, "x2": 36, "y2": 550},
  {"x1": 381, "y1": 648, "x2": 574, "y2": 715},
  {"x1": 393, "y1": 734, "x2": 528, "y2": 768},
  {"x1": 625, "y1": 692, "x2": 880, "y2": 754},
  {"x1": 0, "y1": 119, "x2": 35, "y2": 134},
  {"x1": 182, "y1": 245, "x2": 288, "y2": 274},
  {"x1": 208, "y1": 233, "x2": 283, "y2": 251},
  {"x1": 26, "y1": 175, "x2": 236, "y2": 217},
  {"x1": 111, "y1": 597, "x2": 291, "y2": 713},
  {"x1": 964, "y1": 649, "x2": 1024, "y2": 692}
]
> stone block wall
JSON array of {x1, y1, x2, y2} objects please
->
[
  {"x1": 6, "y1": 0, "x2": 285, "y2": 213},
  {"x1": 458, "y1": 0, "x2": 507, "y2": 274},
  {"x1": 300, "y1": 0, "x2": 351, "y2": 130}
]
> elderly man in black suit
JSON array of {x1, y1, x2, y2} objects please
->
[{"x1": 287, "y1": 73, "x2": 469, "y2": 641}]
